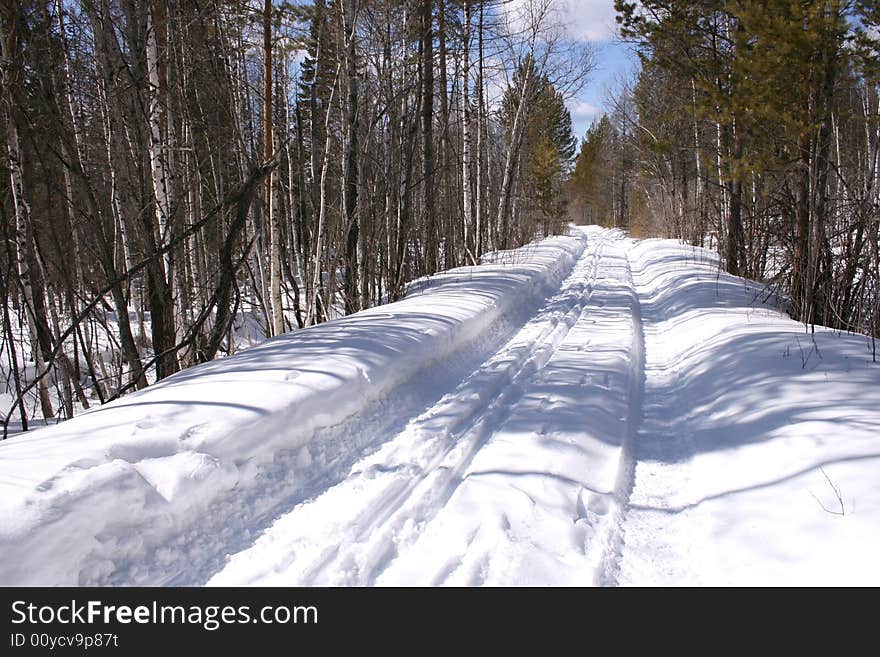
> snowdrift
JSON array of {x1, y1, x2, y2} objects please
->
[
  {"x1": 620, "y1": 239, "x2": 880, "y2": 585},
  {"x1": 0, "y1": 233, "x2": 585, "y2": 586}
]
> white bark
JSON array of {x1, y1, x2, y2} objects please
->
[
  {"x1": 146, "y1": 4, "x2": 173, "y2": 261},
  {"x1": 462, "y1": 1, "x2": 473, "y2": 261},
  {"x1": 0, "y1": 24, "x2": 54, "y2": 420}
]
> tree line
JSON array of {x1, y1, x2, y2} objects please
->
[
  {"x1": 0, "y1": 0, "x2": 588, "y2": 433},
  {"x1": 570, "y1": 0, "x2": 880, "y2": 348}
]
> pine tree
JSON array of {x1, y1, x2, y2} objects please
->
[{"x1": 502, "y1": 64, "x2": 577, "y2": 238}]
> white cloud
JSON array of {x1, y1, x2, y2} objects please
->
[
  {"x1": 503, "y1": 0, "x2": 620, "y2": 43},
  {"x1": 561, "y1": 0, "x2": 619, "y2": 42},
  {"x1": 568, "y1": 99, "x2": 601, "y2": 121},
  {"x1": 567, "y1": 99, "x2": 603, "y2": 139}
]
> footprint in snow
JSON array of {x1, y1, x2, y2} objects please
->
[
  {"x1": 575, "y1": 489, "x2": 589, "y2": 522},
  {"x1": 587, "y1": 493, "x2": 610, "y2": 516},
  {"x1": 180, "y1": 423, "x2": 208, "y2": 442}
]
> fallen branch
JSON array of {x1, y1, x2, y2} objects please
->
[{"x1": 809, "y1": 467, "x2": 845, "y2": 516}]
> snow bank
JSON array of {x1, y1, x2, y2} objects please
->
[
  {"x1": 619, "y1": 238, "x2": 880, "y2": 586},
  {"x1": 0, "y1": 233, "x2": 585, "y2": 586}
]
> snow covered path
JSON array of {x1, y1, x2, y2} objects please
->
[
  {"x1": 210, "y1": 227, "x2": 643, "y2": 585},
  {"x1": 618, "y1": 240, "x2": 880, "y2": 585},
  {"x1": 0, "y1": 232, "x2": 587, "y2": 586},
  {"x1": 3, "y1": 225, "x2": 879, "y2": 586},
  {"x1": 210, "y1": 229, "x2": 880, "y2": 586}
]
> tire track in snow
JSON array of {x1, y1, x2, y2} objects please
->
[
  {"x1": 374, "y1": 231, "x2": 640, "y2": 586},
  {"x1": 298, "y1": 233, "x2": 611, "y2": 585},
  {"x1": 209, "y1": 229, "x2": 613, "y2": 586},
  {"x1": 146, "y1": 236, "x2": 588, "y2": 586},
  {"x1": 594, "y1": 239, "x2": 646, "y2": 586}
]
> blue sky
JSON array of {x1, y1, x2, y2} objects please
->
[
  {"x1": 570, "y1": 40, "x2": 638, "y2": 139},
  {"x1": 555, "y1": 0, "x2": 639, "y2": 139}
]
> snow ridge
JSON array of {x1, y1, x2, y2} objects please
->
[{"x1": 594, "y1": 241, "x2": 645, "y2": 586}]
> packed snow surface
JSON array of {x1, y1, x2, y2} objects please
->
[{"x1": 1, "y1": 226, "x2": 877, "y2": 586}]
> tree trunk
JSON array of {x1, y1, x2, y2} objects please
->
[
  {"x1": 0, "y1": 18, "x2": 54, "y2": 421},
  {"x1": 343, "y1": 0, "x2": 361, "y2": 315},
  {"x1": 462, "y1": 1, "x2": 474, "y2": 262},
  {"x1": 264, "y1": 0, "x2": 284, "y2": 336},
  {"x1": 726, "y1": 119, "x2": 743, "y2": 277},
  {"x1": 421, "y1": 0, "x2": 437, "y2": 274}
]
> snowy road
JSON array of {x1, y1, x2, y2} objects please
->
[
  {"x1": 209, "y1": 227, "x2": 645, "y2": 585},
  {"x1": 3, "y1": 225, "x2": 878, "y2": 586},
  {"x1": 210, "y1": 226, "x2": 880, "y2": 587}
]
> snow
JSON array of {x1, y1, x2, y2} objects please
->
[
  {"x1": 209, "y1": 228, "x2": 635, "y2": 585},
  {"x1": 2, "y1": 225, "x2": 879, "y2": 586},
  {"x1": 618, "y1": 238, "x2": 880, "y2": 586},
  {"x1": 0, "y1": 232, "x2": 585, "y2": 585}
]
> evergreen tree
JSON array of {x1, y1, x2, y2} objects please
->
[{"x1": 502, "y1": 61, "x2": 577, "y2": 238}]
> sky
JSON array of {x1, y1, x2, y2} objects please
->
[{"x1": 556, "y1": 0, "x2": 639, "y2": 140}]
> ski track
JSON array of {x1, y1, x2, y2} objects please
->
[
  {"x1": 84, "y1": 234, "x2": 589, "y2": 587},
  {"x1": 593, "y1": 242, "x2": 645, "y2": 586},
  {"x1": 209, "y1": 226, "x2": 647, "y2": 586}
]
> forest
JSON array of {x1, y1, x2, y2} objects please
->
[
  {"x1": 0, "y1": 0, "x2": 590, "y2": 432},
  {"x1": 570, "y1": 0, "x2": 880, "y2": 343},
  {"x1": 2, "y1": 0, "x2": 879, "y2": 434}
]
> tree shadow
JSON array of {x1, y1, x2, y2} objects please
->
[{"x1": 628, "y1": 453, "x2": 880, "y2": 515}]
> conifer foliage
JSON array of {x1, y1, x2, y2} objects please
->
[{"x1": 575, "y1": 1, "x2": 879, "y2": 340}]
